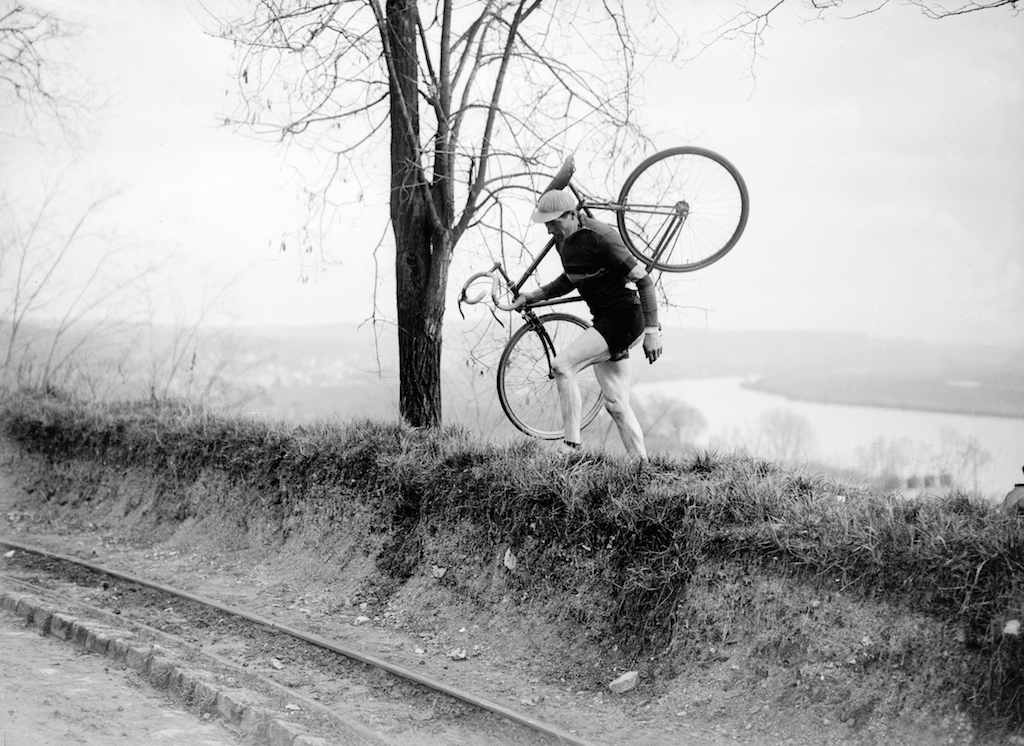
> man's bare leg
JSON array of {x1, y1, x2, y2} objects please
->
[
  {"x1": 551, "y1": 327, "x2": 611, "y2": 446},
  {"x1": 594, "y1": 357, "x2": 647, "y2": 457}
]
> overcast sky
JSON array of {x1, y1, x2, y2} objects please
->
[{"x1": 4, "y1": 0, "x2": 1022, "y2": 349}]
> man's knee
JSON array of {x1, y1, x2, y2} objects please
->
[
  {"x1": 551, "y1": 357, "x2": 573, "y2": 381},
  {"x1": 602, "y1": 395, "x2": 629, "y2": 419}
]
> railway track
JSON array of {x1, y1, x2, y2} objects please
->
[{"x1": 0, "y1": 538, "x2": 607, "y2": 746}]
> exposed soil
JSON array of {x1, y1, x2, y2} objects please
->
[{"x1": 1, "y1": 441, "x2": 1019, "y2": 746}]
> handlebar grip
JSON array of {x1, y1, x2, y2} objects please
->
[
  {"x1": 545, "y1": 155, "x2": 575, "y2": 192},
  {"x1": 460, "y1": 269, "x2": 521, "y2": 311},
  {"x1": 494, "y1": 295, "x2": 517, "y2": 312},
  {"x1": 459, "y1": 270, "x2": 496, "y2": 305},
  {"x1": 461, "y1": 269, "x2": 519, "y2": 310}
]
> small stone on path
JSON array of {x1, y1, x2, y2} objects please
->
[{"x1": 608, "y1": 671, "x2": 638, "y2": 694}]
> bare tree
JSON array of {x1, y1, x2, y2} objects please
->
[
  {"x1": 933, "y1": 427, "x2": 992, "y2": 494},
  {"x1": 135, "y1": 271, "x2": 250, "y2": 404},
  {"x1": 0, "y1": 180, "x2": 159, "y2": 390},
  {"x1": 0, "y1": 3, "x2": 120, "y2": 391},
  {"x1": 634, "y1": 394, "x2": 707, "y2": 455},
  {"x1": 217, "y1": 0, "x2": 675, "y2": 428},
  {"x1": 1, "y1": 4, "x2": 260, "y2": 408},
  {"x1": 757, "y1": 408, "x2": 815, "y2": 464},
  {"x1": 856, "y1": 434, "x2": 913, "y2": 487}
]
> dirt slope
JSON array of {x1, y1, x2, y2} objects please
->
[{"x1": 0, "y1": 441, "x2": 1016, "y2": 746}]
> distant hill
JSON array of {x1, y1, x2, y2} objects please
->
[
  {"x1": 230, "y1": 322, "x2": 1024, "y2": 421},
  {"x1": 6, "y1": 318, "x2": 1022, "y2": 422},
  {"x1": 648, "y1": 328, "x2": 1023, "y2": 419}
]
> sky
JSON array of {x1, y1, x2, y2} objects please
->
[
  {"x1": 655, "y1": 2, "x2": 1023, "y2": 348},
  {"x1": 2, "y1": 0, "x2": 1022, "y2": 349}
]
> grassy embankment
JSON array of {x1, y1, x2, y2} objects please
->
[{"x1": 1, "y1": 389, "x2": 1021, "y2": 737}]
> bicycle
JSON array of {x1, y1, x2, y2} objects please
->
[{"x1": 459, "y1": 147, "x2": 749, "y2": 440}]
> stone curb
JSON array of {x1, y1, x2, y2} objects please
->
[{"x1": 0, "y1": 589, "x2": 343, "y2": 746}]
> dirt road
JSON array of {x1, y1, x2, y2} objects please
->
[{"x1": 0, "y1": 606, "x2": 245, "y2": 746}]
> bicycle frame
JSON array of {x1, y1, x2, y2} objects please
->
[
  {"x1": 460, "y1": 242, "x2": 583, "y2": 314},
  {"x1": 574, "y1": 190, "x2": 691, "y2": 272},
  {"x1": 460, "y1": 155, "x2": 608, "y2": 312},
  {"x1": 504, "y1": 241, "x2": 581, "y2": 309},
  {"x1": 460, "y1": 194, "x2": 631, "y2": 313},
  {"x1": 523, "y1": 186, "x2": 685, "y2": 288}
]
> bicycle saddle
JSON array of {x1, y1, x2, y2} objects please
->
[{"x1": 546, "y1": 155, "x2": 576, "y2": 192}]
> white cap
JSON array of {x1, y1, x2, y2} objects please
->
[{"x1": 531, "y1": 189, "x2": 577, "y2": 223}]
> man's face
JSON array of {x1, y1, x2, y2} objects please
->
[{"x1": 544, "y1": 210, "x2": 578, "y2": 242}]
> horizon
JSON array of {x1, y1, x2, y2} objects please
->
[{"x1": 3, "y1": 313, "x2": 1021, "y2": 498}]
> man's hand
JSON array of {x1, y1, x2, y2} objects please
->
[
  {"x1": 643, "y1": 328, "x2": 662, "y2": 364},
  {"x1": 511, "y1": 292, "x2": 531, "y2": 311}
]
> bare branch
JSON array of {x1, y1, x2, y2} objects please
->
[
  {"x1": 453, "y1": 0, "x2": 539, "y2": 241},
  {"x1": 0, "y1": 3, "x2": 93, "y2": 141},
  {"x1": 906, "y1": 0, "x2": 1018, "y2": 19},
  {"x1": 695, "y1": 0, "x2": 1020, "y2": 75}
]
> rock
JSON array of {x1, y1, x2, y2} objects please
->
[
  {"x1": 608, "y1": 670, "x2": 639, "y2": 694},
  {"x1": 446, "y1": 647, "x2": 467, "y2": 660},
  {"x1": 503, "y1": 548, "x2": 517, "y2": 571}
]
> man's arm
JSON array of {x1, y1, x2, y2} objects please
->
[
  {"x1": 511, "y1": 273, "x2": 574, "y2": 310},
  {"x1": 627, "y1": 263, "x2": 662, "y2": 364}
]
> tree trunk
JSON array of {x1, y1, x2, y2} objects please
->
[{"x1": 387, "y1": 0, "x2": 451, "y2": 428}]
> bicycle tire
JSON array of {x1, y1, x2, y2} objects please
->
[
  {"x1": 497, "y1": 313, "x2": 604, "y2": 440},
  {"x1": 616, "y1": 146, "x2": 749, "y2": 272}
]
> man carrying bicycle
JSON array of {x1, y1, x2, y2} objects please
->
[{"x1": 512, "y1": 189, "x2": 662, "y2": 457}]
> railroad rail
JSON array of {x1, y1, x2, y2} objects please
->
[{"x1": 0, "y1": 537, "x2": 607, "y2": 746}]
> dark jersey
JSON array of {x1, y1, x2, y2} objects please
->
[{"x1": 556, "y1": 217, "x2": 640, "y2": 319}]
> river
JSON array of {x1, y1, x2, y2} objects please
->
[{"x1": 633, "y1": 376, "x2": 1024, "y2": 501}]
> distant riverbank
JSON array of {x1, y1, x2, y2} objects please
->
[
  {"x1": 634, "y1": 376, "x2": 1024, "y2": 500},
  {"x1": 744, "y1": 371, "x2": 1024, "y2": 420}
]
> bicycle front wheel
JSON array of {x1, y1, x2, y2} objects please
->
[
  {"x1": 497, "y1": 313, "x2": 605, "y2": 440},
  {"x1": 617, "y1": 147, "x2": 749, "y2": 272}
]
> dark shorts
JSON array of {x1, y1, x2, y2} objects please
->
[{"x1": 593, "y1": 304, "x2": 644, "y2": 362}]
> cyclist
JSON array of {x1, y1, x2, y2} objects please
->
[{"x1": 512, "y1": 189, "x2": 662, "y2": 457}]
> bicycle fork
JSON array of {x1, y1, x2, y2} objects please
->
[
  {"x1": 645, "y1": 200, "x2": 690, "y2": 268},
  {"x1": 522, "y1": 310, "x2": 559, "y2": 380}
]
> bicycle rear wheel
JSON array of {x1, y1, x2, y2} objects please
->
[
  {"x1": 497, "y1": 313, "x2": 604, "y2": 440},
  {"x1": 617, "y1": 147, "x2": 749, "y2": 272}
]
